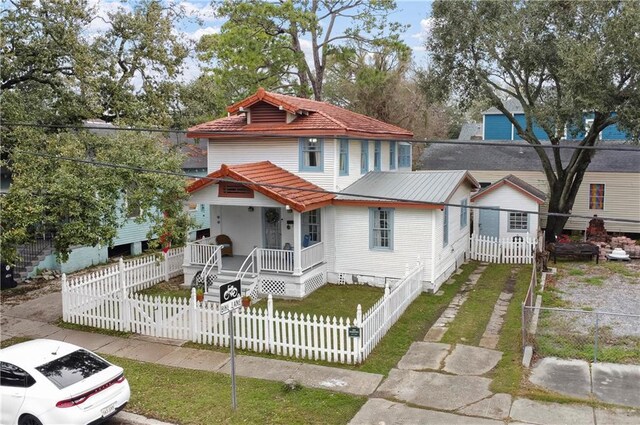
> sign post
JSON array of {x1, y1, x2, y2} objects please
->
[{"x1": 219, "y1": 279, "x2": 242, "y2": 410}]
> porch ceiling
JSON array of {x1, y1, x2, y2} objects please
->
[{"x1": 187, "y1": 161, "x2": 335, "y2": 212}]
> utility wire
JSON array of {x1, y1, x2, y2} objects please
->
[
  {"x1": 7, "y1": 147, "x2": 640, "y2": 225},
  {"x1": 2, "y1": 122, "x2": 639, "y2": 151}
]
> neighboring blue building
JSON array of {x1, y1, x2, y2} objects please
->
[
  {"x1": 482, "y1": 99, "x2": 628, "y2": 141},
  {"x1": 19, "y1": 125, "x2": 210, "y2": 280}
]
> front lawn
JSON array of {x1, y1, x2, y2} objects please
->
[{"x1": 106, "y1": 355, "x2": 366, "y2": 425}]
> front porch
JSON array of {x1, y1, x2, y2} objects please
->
[{"x1": 183, "y1": 235, "x2": 327, "y2": 300}]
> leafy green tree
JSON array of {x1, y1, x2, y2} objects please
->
[
  {"x1": 198, "y1": 0, "x2": 405, "y2": 101},
  {"x1": 426, "y1": 0, "x2": 640, "y2": 242},
  {"x1": 1, "y1": 0, "x2": 193, "y2": 263}
]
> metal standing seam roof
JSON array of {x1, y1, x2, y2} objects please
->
[{"x1": 336, "y1": 170, "x2": 479, "y2": 206}]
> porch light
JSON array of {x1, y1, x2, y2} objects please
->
[
  {"x1": 248, "y1": 206, "x2": 254, "y2": 212},
  {"x1": 285, "y1": 205, "x2": 291, "y2": 211}
]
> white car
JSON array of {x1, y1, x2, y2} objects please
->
[{"x1": 0, "y1": 339, "x2": 130, "y2": 425}]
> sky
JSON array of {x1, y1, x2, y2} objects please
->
[{"x1": 88, "y1": 0, "x2": 434, "y2": 82}]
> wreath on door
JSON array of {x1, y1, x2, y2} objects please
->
[{"x1": 265, "y1": 208, "x2": 280, "y2": 224}]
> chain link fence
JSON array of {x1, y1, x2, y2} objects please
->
[{"x1": 523, "y1": 306, "x2": 640, "y2": 363}]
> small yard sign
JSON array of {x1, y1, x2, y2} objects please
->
[
  {"x1": 219, "y1": 279, "x2": 242, "y2": 315},
  {"x1": 348, "y1": 326, "x2": 361, "y2": 338}
]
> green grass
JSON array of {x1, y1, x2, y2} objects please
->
[
  {"x1": 584, "y1": 276, "x2": 604, "y2": 286},
  {"x1": 186, "y1": 262, "x2": 478, "y2": 376},
  {"x1": 105, "y1": 355, "x2": 366, "y2": 425},
  {"x1": 441, "y1": 264, "x2": 514, "y2": 346},
  {"x1": 254, "y1": 284, "x2": 384, "y2": 319},
  {"x1": 0, "y1": 337, "x2": 31, "y2": 349},
  {"x1": 137, "y1": 280, "x2": 191, "y2": 299},
  {"x1": 56, "y1": 319, "x2": 132, "y2": 338},
  {"x1": 603, "y1": 262, "x2": 640, "y2": 278},
  {"x1": 490, "y1": 266, "x2": 533, "y2": 394},
  {"x1": 568, "y1": 268, "x2": 585, "y2": 276}
]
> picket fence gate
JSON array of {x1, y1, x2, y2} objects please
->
[
  {"x1": 62, "y1": 255, "x2": 425, "y2": 364},
  {"x1": 469, "y1": 235, "x2": 535, "y2": 264}
]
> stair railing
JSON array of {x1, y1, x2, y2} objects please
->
[
  {"x1": 236, "y1": 247, "x2": 258, "y2": 283},
  {"x1": 201, "y1": 245, "x2": 222, "y2": 292}
]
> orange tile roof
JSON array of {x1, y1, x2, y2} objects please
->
[
  {"x1": 187, "y1": 161, "x2": 335, "y2": 212},
  {"x1": 187, "y1": 88, "x2": 413, "y2": 140}
]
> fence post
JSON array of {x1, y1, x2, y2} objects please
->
[
  {"x1": 164, "y1": 251, "x2": 170, "y2": 282},
  {"x1": 183, "y1": 243, "x2": 191, "y2": 267},
  {"x1": 521, "y1": 302, "x2": 526, "y2": 349},
  {"x1": 61, "y1": 273, "x2": 68, "y2": 322},
  {"x1": 190, "y1": 288, "x2": 197, "y2": 342},
  {"x1": 594, "y1": 311, "x2": 599, "y2": 363},
  {"x1": 119, "y1": 258, "x2": 130, "y2": 332},
  {"x1": 217, "y1": 247, "x2": 222, "y2": 274},
  {"x1": 267, "y1": 294, "x2": 274, "y2": 354},
  {"x1": 354, "y1": 304, "x2": 364, "y2": 364}
]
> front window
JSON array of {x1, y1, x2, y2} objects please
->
[
  {"x1": 299, "y1": 138, "x2": 323, "y2": 172},
  {"x1": 302, "y1": 209, "x2": 321, "y2": 244},
  {"x1": 374, "y1": 140, "x2": 381, "y2": 171},
  {"x1": 398, "y1": 143, "x2": 411, "y2": 168},
  {"x1": 361, "y1": 141, "x2": 369, "y2": 174},
  {"x1": 509, "y1": 212, "x2": 528, "y2": 231},
  {"x1": 589, "y1": 184, "x2": 605, "y2": 210},
  {"x1": 389, "y1": 141, "x2": 396, "y2": 170},
  {"x1": 370, "y1": 208, "x2": 394, "y2": 250},
  {"x1": 339, "y1": 139, "x2": 349, "y2": 176}
]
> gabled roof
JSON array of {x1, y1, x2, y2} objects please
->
[
  {"x1": 420, "y1": 141, "x2": 640, "y2": 173},
  {"x1": 471, "y1": 174, "x2": 547, "y2": 204},
  {"x1": 483, "y1": 98, "x2": 524, "y2": 115},
  {"x1": 187, "y1": 161, "x2": 335, "y2": 212},
  {"x1": 187, "y1": 88, "x2": 413, "y2": 140},
  {"x1": 334, "y1": 170, "x2": 479, "y2": 209}
]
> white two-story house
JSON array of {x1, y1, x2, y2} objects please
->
[{"x1": 183, "y1": 88, "x2": 478, "y2": 299}]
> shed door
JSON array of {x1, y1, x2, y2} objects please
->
[{"x1": 478, "y1": 208, "x2": 500, "y2": 238}]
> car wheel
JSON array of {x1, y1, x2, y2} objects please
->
[{"x1": 18, "y1": 414, "x2": 43, "y2": 425}]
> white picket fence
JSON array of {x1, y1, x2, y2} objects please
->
[
  {"x1": 469, "y1": 235, "x2": 535, "y2": 264},
  {"x1": 62, "y1": 256, "x2": 425, "y2": 364}
]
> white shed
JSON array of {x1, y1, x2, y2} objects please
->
[{"x1": 471, "y1": 174, "x2": 546, "y2": 241}]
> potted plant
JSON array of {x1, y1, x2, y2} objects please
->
[
  {"x1": 241, "y1": 295, "x2": 251, "y2": 308},
  {"x1": 196, "y1": 288, "x2": 204, "y2": 302}
]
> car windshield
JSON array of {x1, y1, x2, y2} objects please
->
[{"x1": 35, "y1": 349, "x2": 110, "y2": 389}]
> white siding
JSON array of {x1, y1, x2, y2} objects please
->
[
  {"x1": 472, "y1": 185, "x2": 540, "y2": 240},
  {"x1": 433, "y1": 184, "x2": 471, "y2": 288},
  {"x1": 332, "y1": 206, "x2": 434, "y2": 283},
  {"x1": 209, "y1": 138, "x2": 336, "y2": 191},
  {"x1": 218, "y1": 205, "x2": 263, "y2": 256},
  {"x1": 189, "y1": 182, "x2": 282, "y2": 208},
  {"x1": 471, "y1": 170, "x2": 640, "y2": 233}
]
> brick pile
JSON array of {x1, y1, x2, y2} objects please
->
[{"x1": 592, "y1": 236, "x2": 640, "y2": 260}]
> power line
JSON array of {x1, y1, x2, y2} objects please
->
[
  {"x1": 2, "y1": 122, "x2": 639, "y2": 151},
  {"x1": 7, "y1": 147, "x2": 640, "y2": 225}
]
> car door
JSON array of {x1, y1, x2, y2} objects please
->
[{"x1": 0, "y1": 362, "x2": 33, "y2": 424}]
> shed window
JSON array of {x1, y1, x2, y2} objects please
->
[
  {"x1": 509, "y1": 212, "x2": 528, "y2": 231},
  {"x1": 299, "y1": 138, "x2": 324, "y2": 172},
  {"x1": 398, "y1": 143, "x2": 411, "y2": 168},
  {"x1": 339, "y1": 139, "x2": 349, "y2": 176},
  {"x1": 369, "y1": 208, "x2": 394, "y2": 250},
  {"x1": 361, "y1": 141, "x2": 369, "y2": 174},
  {"x1": 589, "y1": 184, "x2": 605, "y2": 210},
  {"x1": 374, "y1": 140, "x2": 381, "y2": 171}
]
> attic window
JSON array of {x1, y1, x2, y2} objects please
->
[{"x1": 219, "y1": 182, "x2": 254, "y2": 198}]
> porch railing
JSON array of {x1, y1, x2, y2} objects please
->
[
  {"x1": 186, "y1": 238, "x2": 218, "y2": 266},
  {"x1": 258, "y1": 248, "x2": 294, "y2": 273},
  {"x1": 301, "y1": 242, "x2": 324, "y2": 271}
]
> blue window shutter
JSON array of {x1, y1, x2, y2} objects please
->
[
  {"x1": 361, "y1": 140, "x2": 369, "y2": 174},
  {"x1": 389, "y1": 141, "x2": 396, "y2": 169},
  {"x1": 369, "y1": 208, "x2": 374, "y2": 249},
  {"x1": 389, "y1": 209, "x2": 394, "y2": 250},
  {"x1": 374, "y1": 140, "x2": 381, "y2": 171},
  {"x1": 443, "y1": 207, "x2": 449, "y2": 247}
]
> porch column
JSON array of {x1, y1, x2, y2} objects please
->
[{"x1": 293, "y1": 210, "x2": 302, "y2": 275}]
